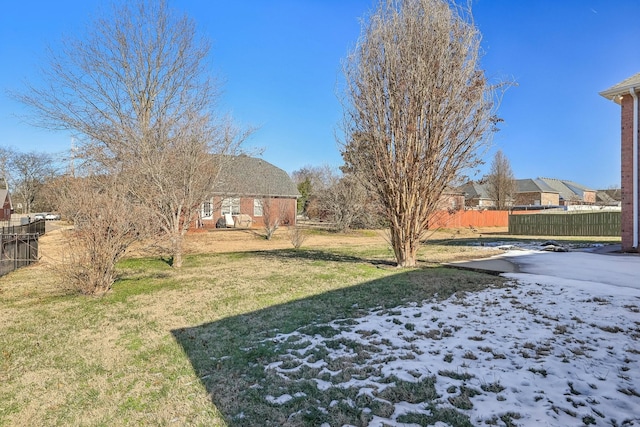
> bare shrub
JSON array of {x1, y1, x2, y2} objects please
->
[
  {"x1": 53, "y1": 175, "x2": 150, "y2": 295},
  {"x1": 287, "y1": 226, "x2": 308, "y2": 249},
  {"x1": 261, "y1": 198, "x2": 291, "y2": 240}
]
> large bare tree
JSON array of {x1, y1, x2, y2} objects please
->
[
  {"x1": 341, "y1": 0, "x2": 500, "y2": 267},
  {"x1": 485, "y1": 149, "x2": 516, "y2": 209},
  {"x1": 7, "y1": 150, "x2": 58, "y2": 214},
  {"x1": 16, "y1": 0, "x2": 246, "y2": 269}
]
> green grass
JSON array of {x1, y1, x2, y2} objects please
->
[{"x1": 0, "y1": 245, "x2": 502, "y2": 426}]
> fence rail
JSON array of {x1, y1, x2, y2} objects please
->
[
  {"x1": 428, "y1": 209, "x2": 509, "y2": 229},
  {"x1": 508, "y1": 211, "x2": 621, "y2": 236},
  {"x1": 0, "y1": 233, "x2": 39, "y2": 277},
  {"x1": 0, "y1": 218, "x2": 46, "y2": 236}
]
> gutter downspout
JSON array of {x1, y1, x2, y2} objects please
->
[{"x1": 630, "y1": 88, "x2": 639, "y2": 249}]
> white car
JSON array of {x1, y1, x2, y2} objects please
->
[
  {"x1": 33, "y1": 213, "x2": 46, "y2": 220},
  {"x1": 45, "y1": 213, "x2": 61, "y2": 220}
]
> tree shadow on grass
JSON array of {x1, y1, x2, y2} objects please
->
[
  {"x1": 171, "y1": 266, "x2": 501, "y2": 426},
  {"x1": 248, "y1": 248, "x2": 397, "y2": 267}
]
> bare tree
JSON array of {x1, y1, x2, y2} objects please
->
[
  {"x1": 318, "y1": 174, "x2": 382, "y2": 232},
  {"x1": 7, "y1": 150, "x2": 58, "y2": 214},
  {"x1": 341, "y1": 0, "x2": 500, "y2": 267},
  {"x1": 291, "y1": 164, "x2": 335, "y2": 216},
  {"x1": 15, "y1": 0, "x2": 247, "y2": 268},
  {"x1": 485, "y1": 149, "x2": 516, "y2": 209}
]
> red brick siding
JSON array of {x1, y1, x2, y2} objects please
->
[
  {"x1": 515, "y1": 192, "x2": 559, "y2": 206},
  {"x1": 0, "y1": 195, "x2": 10, "y2": 221},
  {"x1": 199, "y1": 196, "x2": 296, "y2": 229},
  {"x1": 620, "y1": 94, "x2": 639, "y2": 251}
]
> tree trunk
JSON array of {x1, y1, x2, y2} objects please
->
[
  {"x1": 389, "y1": 224, "x2": 419, "y2": 267},
  {"x1": 171, "y1": 234, "x2": 183, "y2": 268}
]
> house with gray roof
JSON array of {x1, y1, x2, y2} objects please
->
[
  {"x1": 458, "y1": 181, "x2": 494, "y2": 207},
  {"x1": 0, "y1": 178, "x2": 12, "y2": 221},
  {"x1": 537, "y1": 178, "x2": 596, "y2": 206},
  {"x1": 460, "y1": 177, "x2": 594, "y2": 209},
  {"x1": 198, "y1": 155, "x2": 299, "y2": 229},
  {"x1": 514, "y1": 178, "x2": 560, "y2": 207}
]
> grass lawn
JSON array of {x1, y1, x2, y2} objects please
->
[
  {"x1": 0, "y1": 229, "x2": 506, "y2": 426},
  {"x1": 0, "y1": 229, "x2": 508, "y2": 426}
]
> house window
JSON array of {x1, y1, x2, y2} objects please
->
[
  {"x1": 221, "y1": 197, "x2": 241, "y2": 215},
  {"x1": 201, "y1": 200, "x2": 213, "y2": 219},
  {"x1": 254, "y1": 199, "x2": 263, "y2": 217}
]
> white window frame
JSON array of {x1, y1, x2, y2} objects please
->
[
  {"x1": 221, "y1": 197, "x2": 241, "y2": 216},
  {"x1": 201, "y1": 199, "x2": 213, "y2": 219},
  {"x1": 254, "y1": 199, "x2": 263, "y2": 217}
]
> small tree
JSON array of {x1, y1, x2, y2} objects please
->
[
  {"x1": 341, "y1": 0, "x2": 500, "y2": 267},
  {"x1": 260, "y1": 198, "x2": 291, "y2": 240},
  {"x1": 485, "y1": 149, "x2": 516, "y2": 209}
]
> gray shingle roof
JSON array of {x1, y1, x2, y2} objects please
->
[
  {"x1": 459, "y1": 181, "x2": 490, "y2": 199},
  {"x1": 515, "y1": 178, "x2": 557, "y2": 193},
  {"x1": 537, "y1": 178, "x2": 593, "y2": 201},
  {"x1": 215, "y1": 155, "x2": 299, "y2": 198}
]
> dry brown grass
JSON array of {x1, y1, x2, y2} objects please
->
[{"x1": 5, "y1": 223, "x2": 617, "y2": 426}]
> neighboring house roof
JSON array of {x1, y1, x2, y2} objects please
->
[
  {"x1": 0, "y1": 188, "x2": 12, "y2": 209},
  {"x1": 596, "y1": 190, "x2": 619, "y2": 205},
  {"x1": 600, "y1": 72, "x2": 640, "y2": 103},
  {"x1": 537, "y1": 177, "x2": 593, "y2": 202},
  {"x1": 215, "y1": 155, "x2": 299, "y2": 198},
  {"x1": 515, "y1": 178, "x2": 557, "y2": 194},
  {"x1": 459, "y1": 181, "x2": 490, "y2": 200}
]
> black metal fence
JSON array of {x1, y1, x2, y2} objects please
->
[
  {"x1": 0, "y1": 218, "x2": 46, "y2": 236},
  {"x1": 0, "y1": 233, "x2": 39, "y2": 277},
  {"x1": 0, "y1": 219, "x2": 45, "y2": 277}
]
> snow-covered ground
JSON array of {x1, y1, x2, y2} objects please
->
[{"x1": 263, "y1": 249, "x2": 640, "y2": 426}]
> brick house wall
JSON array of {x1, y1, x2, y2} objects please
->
[
  {"x1": 583, "y1": 190, "x2": 597, "y2": 204},
  {"x1": 601, "y1": 73, "x2": 640, "y2": 252},
  {"x1": 620, "y1": 94, "x2": 639, "y2": 251},
  {"x1": 515, "y1": 191, "x2": 559, "y2": 207},
  {"x1": 0, "y1": 193, "x2": 11, "y2": 221},
  {"x1": 199, "y1": 196, "x2": 297, "y2": 229}
]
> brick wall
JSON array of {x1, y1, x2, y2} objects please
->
[
  {"x1": 620, "y1": 94, "x2": 639, "y2": 251},
  {"x1": 199, "y1": 196, "x2": 297, "y2": 229},
  {"x1": 514, "y1": 191, "x2": 559, "y2": 206}
]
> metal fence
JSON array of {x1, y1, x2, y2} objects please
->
[
  {"x1": 508, "y1": 211, "x2": 621, "y2": 236},
  {"x1": 0, "y1": 233, "x2": 39, "y2": 277},
  {"x1": 0, "y1": 219, "x2": 45, "y2": 276},
  {"x1": 0, "y1": 218, "x2": 46, "y2": 236}
]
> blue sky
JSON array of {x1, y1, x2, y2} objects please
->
[{"x1": 1, "y1": 1, "x2": 639, "y2": 189}]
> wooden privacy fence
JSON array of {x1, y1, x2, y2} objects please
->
[
  {"x1": 508, "y1": 211, "x2": 621, "y2": 236},
  {"x1": 428, "y1": 209, "x2": 509, "y2": 229},
  {"x1": 0, "y1": 233, "x2": 39, "y2": 277}
]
